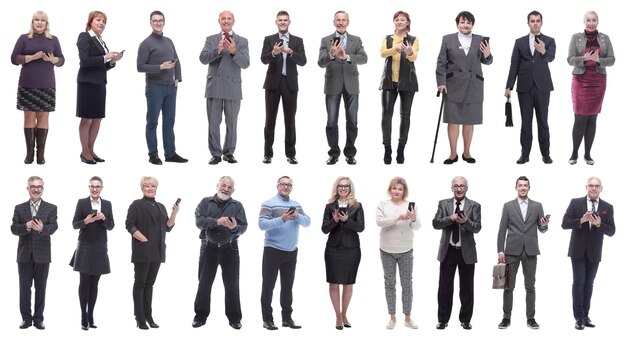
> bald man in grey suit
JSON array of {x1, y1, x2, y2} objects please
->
[{"x1": 496, "y1": 176, "x2": 549, "y2": 330}]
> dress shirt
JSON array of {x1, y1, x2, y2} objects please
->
[{"x1": 457, "y1": 32, "x2": 472, "y2": 55}]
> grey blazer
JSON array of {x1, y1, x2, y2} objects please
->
[
  {"x1": 199, "y1": 32, "x2": 250, "y2": 100},
  {"x1": 497, "y1": 198, "x2": 546, "y2": 256},
  {"x1": 433, "y1": 197, "x2": 482, "y2": 264},
  {"x1": 317, "y1": 32, "x2": 368, "y2": 95},
  {"x1": 567, "y1": 32, "x2": 615, "y2": 75},
  {"x1": 436, "y1": 33, "x2": 493, "y2": 103}
]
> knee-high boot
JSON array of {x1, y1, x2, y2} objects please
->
[
  {"x1": 384, "y1": 145, "x2": 392, "y2": 165},
  {"x1": 35, "y1": 128, "x2": 48, "y2": 165},
  {"x1": 24, "y1": 128, "x2": 36, "y2": 164}
]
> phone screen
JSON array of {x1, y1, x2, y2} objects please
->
[
  {"x1": 408, "y1": 202, "x2": 415, "y2": 211},
  {"x1": 91, "y1": 209, "x2": 98, "y2": 217},
  {"x1": 175, "y1": 198, "x2": 181, "y2": 205},
  {"x1": 482, "y1": 37, "x2": 490, "y2": 44},
  {"x1": 332, "y1": 37, "x2": 341, "y2": 45}
]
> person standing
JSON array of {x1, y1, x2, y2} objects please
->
[
  {"x1": 562, "y1": 177, "x2": 615, "y2": 330},
  {"x1": 259, "y1": 176, "x2": 311, "y2": 330},
  {"x1": 432, "y1": 176, "x2": 481, "y2": 330},
  {"x1": 192, "y1": 176, "x2": 247, "y2": 329},
  {"x1": 200, "y1": 10, "x2": 250, "y2": 165},
  {"x1": 261, "y1": 10, "x2": 307, "y2": 165},
  {"x1": 11, "y1": 176, "x2": 58, "y2": 330},
  {"x1": 137, "y1": 10, "x2": 188, "y2": 165},
  {"x1": 11, "y1": 11, "x2": 64, "y2": 165},
  {"x1": 496, "y1": 176, "x2": 549, "y2": 329},
  {"x1": 505, "y1": 11, "x2": 556, "y2": 164},
  {"x1": 318, "y1": 11, "x2": 368, "y2": 165}
]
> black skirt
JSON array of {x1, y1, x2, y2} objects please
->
[
  {"x1": 16, "y1": 87, "x2": 56, "y2": 112},
  {"x1": 76, "y1": 82, "x2": 106, "y2": 118},
  {"x1": 69, "y1": 240, "x2": 111, "y2": 275},
  {"x1": 324, "y1": 245, "x2": 361, "y2": 284}
]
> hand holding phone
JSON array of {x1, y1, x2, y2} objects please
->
[
  {"x1": 91, "y1": 209, "x2": 98, "y2": 217},
  {"x1": 408, "y1": 202, "x2": 415, "y2": 211},
  {"x1": 534, "y1": 35, "x2": 540, "y2": 44},
  {"x1": 481, "y1": 36, "x2": 490, "y2": 45},
  {"x1": 287, "y1": 206, "x2": 296, "y2": 214},
  {"x1": 589, "y1": 48, "x2": 596, "y2": 55},
  {"x1": 175, "y1": 198, "x2": 181, "y2": 206},
  {"x1": 332, "y1": 36, "x2": 341, "y2": 45}
]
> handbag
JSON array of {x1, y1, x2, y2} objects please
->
[
  {"x1": 492, "y1": 263, "x2": 509, "y2": 289},
  {"x1": 505, "y1": 96, "x2": 513, "y2": 127}
]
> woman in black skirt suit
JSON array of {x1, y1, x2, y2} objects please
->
[
  {"x1": 70, "y1": 176, "x2": 114, "y2": 330},
  {"x1": 321, "y1": 176, "x2": 364, "y2": 329},
  {"x1": 76, "y1": 11, "x2": 124, "y2": 164}
]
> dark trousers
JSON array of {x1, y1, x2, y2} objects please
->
[
  {"x1": 133, "y1": 261, "x2": 161, "y2": 321},
  {"x1": 437, "y1": 246, "x2": 474, "y2": 323},
  {"x1": 325, "y1": 87, "x2": 358, "y2": 157},
  {"x1": 193, "y1": 241, "x2": 241, "y2": 323},
  {"x1": 261, "y1": 247, "x2": 298, "y2": 322},
  {"x1": 381, "y1": 88, "x2": 415, "y2": 146},
  {"x1": 145, "y1": 83, "x2": 177, "y2": 158},
  {"x1": 18, "y1": 260, "x2": 49, "y2": 323},
  {"x1": 264, "y1": 77, "x2": 298, "y2": 158},
  {"x1": 503, "y1": 249, "x2": 537, "y2": 319},
  {"x1": 518, "y1": 87, "x2": 550, "y2": 157},
  {"x1": 571, "y1": 114, "x2": 597, "y2": 159},
  {"x1": 571, "y1": 256, "x2": 600, "y2": 319},
  {"x1": 79, "y1": 273, "x2": 101, "y2": 323}
]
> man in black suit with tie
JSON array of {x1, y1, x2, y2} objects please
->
[
  {"x1": 10, "y1": 176, "x2": 58, "y2": 330},
  {"x1": 562, "y1": 177, "x2": 615, "y2": 330},
  {"x1": 261, "y1": 11, "x2": 307, "y2": 165},
  {"x1": 505, "y1": 11, "x2": 555, "y2": 164}
]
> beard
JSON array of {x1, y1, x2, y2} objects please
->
[{"x1": 216, "y1": 192, "x2": 231, "y2": 201}]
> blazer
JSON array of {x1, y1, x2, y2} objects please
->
[
  {"x1": 436, "y1": 33, "x2": 493, "y2": 103},
  {"x1": 497, "y1": 198, "x2": 546, "y2": 256},
  {"x1": 125, "y1": 198, "x2": 172, "y2": 263},
  {"x1": 505, "y1": 34, "x2": 555, "y2": 92},
  {"x1": 318, "y1": 32, "x2": 368, "y2": 95},
  {"x1": 72, "y1": 197, "x2": 114, "y2": 243},
  {"x1": 10, "y1": 200, "x2": 59, "y2": 263},
  {"x1": 321, "y1": 202, "x2": 364, "y2": 249},
  {"x1": 567, "y1": 32, "x2": 615, "y2": 75},
  {"x1": 433, "y1": 197, "x2": 481, "y2": 264},
  {"x1": 199, "y1": 32, "x2": 250, "y2": 100},
  {"x1": 562, "y1": 196, "x2": 615, "y2": 262},
  {"x1": 76, "y1": 31, "x2": 115, "y2": 84},
  {"x1": 261, "y1": 33, "x2": 307, "y2": 91}
]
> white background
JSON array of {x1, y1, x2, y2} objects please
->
[{"x1": 0, "y1": 0, "x2": 621, "y2": 341}]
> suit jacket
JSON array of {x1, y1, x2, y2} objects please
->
[
  {"x1": 497, "y1": 198, "x2": 546, "y2": 256},
  {"x1": 125, "y1": 198, "x2": 172, "y2": 263},
  {"x1": 199, "y1": 32, "x2": 250, "y2": 100},
  {"x1": 261, "y1": 33, "x2": 307, "y2": 91},
  {"x1": 562, "y1": 196, "x2": 615, "y2": 262},
  {"x1": 567, "y1": 32, "x2": 615, "y2": 75},
  {"x1": 317, "y1": 32, "x2": 368, "y2": 95},
  {"x1": 72, "y1": 197, "x2": 114, "y2": 243},
  {"x1": 436, "y1": 33, "x2": 493, "y2": 103},
  {"x1": 76, "y1": 31, "x2": 115, "y2": 84},
  {"x1": 321, "y1": 202, "x2": 364, "y2": 248},
  {"x1": 433, "y1": 197, "x2": 481, "y2": 264},
  {"x1": 11, "y1": 200, "x2": 58, "y2": 263},
  {"x1": 506, "y1": 34, "x2": 555, "y2": 92}
]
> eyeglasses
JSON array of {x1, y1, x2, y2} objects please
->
[
  {"x1": 586, "y1": 185, "x2": 602, "y2": 189},
  {"x1": 29, "y1": 185, "x2": 44, "y2": 190},
  {"x1": 452, "y1": 185, "x2": 467, "y2": 189},
  {"x1": 278, "y1": 183, "x2": 293, "y2": 188},
  {"x1": 337, "y1": 185, "x2": 350, "y2": 189},
  {"x1": 89, "y1": 185, "x2": 102, "y2": 190},
  {"x1": 151, "y1": 19, "x2": 164, "y2": 24}
]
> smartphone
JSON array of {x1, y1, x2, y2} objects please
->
[
  {"x1": 545, "y1": 214, "x2": 551, "y2": 219},
  {"x1": 481, "y1": 36, "x2": 490, "y2": 45},
  {"x1": 287, "y1": 206, "x2": 296, "y2": 214},
  {"x1": 171, "y1": 59, "x2": 178, "y2": 63},
  {"x1": 403, "y1": 36, "x2": 408, "y2": 45},
  {"x1": 175, "y1": 198, "x2": 181, "y2": 206},
  {"x1": 458, "y1": 211, "x2": 465, "y2": 218},
  {"x1": 277, "y1": 40, "x2": 284, "y2": 47},
  {"x1": 589, "y1": 48, "x2": 596, "y2": 55},
  {"x1": 31, "y1": 216, "x2": 39, "y2": 221},
  {"x1": 534, "y1": 35, "x2": 540, "y2": 44},
  {"x1": 338, "y1": 207, "x2": 348, "y2": 214},
  {"x1": 120, "y1": 49, "x2": 125, "y2": 54},
  {"x1": 408, "y1": 202, "x2": 415, "y2": 211},
  {"x1": 91, "y1": 209, "x2": 98, "y2": 217},
  {"x1": 332, "y1": 36, "x2": 341, "y2": 45}
]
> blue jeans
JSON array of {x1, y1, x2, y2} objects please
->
[
  {"x1": 145, "y1": 83, "x2": 177, "y2": 158},
  {"x1": 571, "y1": 256, "x2": 600, "y2": 319}
]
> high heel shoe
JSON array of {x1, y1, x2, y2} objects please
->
[
  {"x1": 146, "y1": 317, "x2": 160, "y2": 328},
  {"x1": 92, "y1": 155, "x2": 105, "y2": 162},
  {"x1": 336, "y1": 325, "x2": 344, "y2": 330},
  {"x1": 443, "y1": 155, "x2": 458, "y2": 165},
  {"x1": 584, "y1": 157, "x2": 595, "y2": 165},
  {"x1": 136, "y1": 320, "x2": 149, "y2": 330},
  {"x1": 80, "y1": 154, "x2": 97, "y2": 165},
  {"x1": 343, "y1": 322, "x2": 352, "y2": 328}
]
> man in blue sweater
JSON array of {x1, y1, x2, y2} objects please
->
[{"x1": 259, "y1": 176, "x2": 310, "y2": 330}]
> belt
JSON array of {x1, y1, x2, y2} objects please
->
[
  {"x1": 206, "y1": 239, "x2": 236, "y2": 248},
  {"x1": 449, "y1": 244, "x2": 462, "y2": 250}
]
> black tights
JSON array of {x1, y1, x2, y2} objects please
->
[
  {"x1": 79, "y1": 273, "x2": 100, "y2": 323},
  {"x1": 571, "y1": 115, "x2": 597, "y2": 160}
]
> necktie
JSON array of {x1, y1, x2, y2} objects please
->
[
  {"x1": 281, "y1": 34, "x2": 288, "y2": 75},
  {"x1": 31, "y1": 202, "x2": 38, "y2": 217},
  {"x1": 223, "y1": 32, "x2": 229, "y2": 41},
  {"x1": 452, "y1": 201, "x2": 461, "y2": 244},
  {"x1": 590, "y1": 200, "x2": 597, "y2": 230}
]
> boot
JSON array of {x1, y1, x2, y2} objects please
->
[
  {"x1": 35, "y1": 128, "x2": 48, "y2": 165},
  {"x1": 24, "y1": 128, "x2": 36, "y2": 164},
  {"x1": 396, "y1": 144, "x2": 405, "y2": 164},
  {"x1": 383, "y1": 145, "x2": 392, "y2": 165}
]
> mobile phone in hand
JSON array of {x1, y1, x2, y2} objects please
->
[
  {"x1": 175, "y1": 198, "x2": 181, "y2": 206},
  {"x1": 338, "y1": 207, "x2": 348, "y2": 214},
  {"x1": 481, "y1": 36, "x2": 490, "y2": 45},
  {"x1": 287, "y1": 206, "x2": 296, "y2": 214},
  {"x1": 91, "y1": 209, "x2": 98, "y2": 217},
  {"x1": 277, "y1": 40, "x2": 284, "y2": 47},
  {"x1": 408, "y1": 202, "x2": 415, "y2": 211},
  {"x1": 332, "y1": 36, "x2": 341, "y2": 45},
  {"x1": 589, "y1": 48, "x2": 596, "y2": 55},
  {"x1": 534, "y1": 35, "x2": 540, "y2": 44},
  {"x1": 458, "y1": 211, "x2": 466, "y2": 218},
  {"x1": 32, "y1": 216, "x2": 39, "y2": 221}
]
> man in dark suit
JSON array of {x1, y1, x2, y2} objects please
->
[
  {"x1": 10, "y1": 176, "x2": 58, "y2": 330},
  {"x1": 318, "y1": 11, "x2": 367, "y2": 165},
  {"x1": 497, "y1": 176, "x2": 549, "y2": 329},
  {"x1": 562, "y1": 177, "x2": 615, "y2": 330},
  {"x1": 505, "y1": 11, "x2": 556, "y2": 164},
  {"x1": 261, "y1": 11, "x2": 307, "y2": 165},
  {"x1": 432, "y1": 176, "x2": 481, "y2": 330},
  {"x1": 200, "y1": 10, "x2": 250, "y2": 165}
]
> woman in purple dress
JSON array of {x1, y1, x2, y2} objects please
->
[
  {"x1": 10, "y1": 11, "x2": 64, "y2": 165},
  {"x1": 567, "y1": 11, "x2": 615, "y2": 165}
]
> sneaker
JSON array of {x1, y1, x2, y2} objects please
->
[
  {"x1": 149, "y1": 154, "x2": 163, "y2": 165},
  {"x1": 527, "y1": 319, "x2": 540, "y2": 329},
  {"x1": 165, "y1": 153, "x2": 188, "y2": 163},
  {"x1": 404, "y1": 320, "x2": 418, "y2": 329},
  {"x1": 386, "y1": 320, "x2": 396, "y2": 330},
  {"x1": 498, "y1": 318, "x2": 511, "y2": 329}
]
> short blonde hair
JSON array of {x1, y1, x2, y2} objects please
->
[
  {"x1": 583, "y1": 10, "x2": 598, "y2": 22},
  {"x1": 28, "y1": 11, "x2": 52, "y2": 39},
  {"x1": 140, "y1": 176, "x2": 159, "y2": 188},
  {"x1": 387, "y1": 176, "x2": 409, "y2": 200}
]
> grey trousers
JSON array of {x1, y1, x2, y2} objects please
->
[
  {"x1": 503, "y1": 248, "x2": 537, "y2": 319},
  {"x1": 206, "y1": 98, "x2": 240, "y2": 157},
  {"x1": 380, "y1": 249, "x2": 413, "y2": 315}
]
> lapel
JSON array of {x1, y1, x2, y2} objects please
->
[
  {"x1": 91, "y1": 36, "x2": 106, "y2": 55},
  {"x1": 512, "y1": 199, "x2": 525, "y2": 223}
]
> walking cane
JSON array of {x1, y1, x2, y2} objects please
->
[{"x1": 430, "y1": 91, "x2": 446, "y2": 163}]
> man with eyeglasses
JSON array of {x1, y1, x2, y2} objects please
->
[
  {"x1": 11, "y1": 176, "x2": 58, "y2": 330},
  {"x1": 258, "y1": 176, "x2": 310, "y2": 330},
  {"x1": 432, "y1": 176, "x2": 481, "y2": 330},
  {"x1": 137, "y1": 10, "x2": 187, "y2": 165},
  {"x1": 562, "y1": 176, "x2": 615, "y2": 330}
]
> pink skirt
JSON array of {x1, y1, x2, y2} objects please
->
[{"x1": 572, "y1": 67, "x2": 606, "y2": 116}]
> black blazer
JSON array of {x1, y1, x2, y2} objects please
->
[
  {"x1": 72, "y1": 197, "x2": 114, "y2": 242},
  {"x1": 76, "y1": 31, "x2": 115, "y2": 84},
  {"x1": 562, "y1": 196, "x2": 615, "y2": 262},
  {"x1": 11, "y1": 200, "x2": 59, "y2": 263},
  {"x1": 126, "y1": 198, "x2": 172, "y2": 263},
  {"x1": 261, "y1": 33, "x2": 307, "y2": 91},
  {"x1": 321, "y1": 202, "x2": 364, "y2": 248},
  {"x1": 505, "y1": 34, "x2": 555, "y2": 92}
]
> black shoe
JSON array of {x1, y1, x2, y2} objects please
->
[
  {"x1": 527, "y1": 318, "x2": 540, "y2": 329},
  {"x1": 81, "y1": 323, "x2": 89, "y2": 331},
  {"x1": 287, "y1": 157, "x2": 298, "y2": 164},
  {"x1": 584, "y1": 157, "x2": 595, "y2": 165},
  {"x1": 462, "y1": 154, "x2": 476, "y2": 163},
  {"x1": 568, "y1": 158, "x2": 577, "y2": 165},
  {"x1": 345, "y1": 156, "x2": 357, "y2": 165},
  {"x1": 263, "y1": 321, "x2": 278, "y2": 330},
  {"x1": 461, "y1": 322, "x2": 472, "y2": 330},
  {"x1": 542, "y1": 155, "x2": 553, "y2": 164},
  {"x1": 137, "y1": 320, "x2": 149, "y2": 330},
  {"x1": 80, "y1": 154, "x2": 97, "y2": 165},
  {"x1": 583, "y1": 317, "x2": 595, "y2": 328},
  {"x1": 498, "y1": 318, "x2": 510, "y2": 329},
  {"x1": 336, "y1": 325, "x2": 344, "y2": 330},
  {"x1": 516, "y1": 155, "x2": 529, "y2": 164},
  {"x1": 209, "y1": 156, "x2": 222, "y2": 165},
  {"x1": 263, "y1": 156, "x2": 272, "y2": 164},
  {"x1": 443, "y1": 155, "x2": 458, "y2": 165},
  {"x1": 149, "y1": 154, "x2": 163, "y2": 165},
  {"x1": 34, "y1": 321, "x2": 45, "y2": 330},
  {"x1": 146, "y1": 317, "x2": 159, "y2": 328},
  {"x1": 165, "y1": 153, "x2": 188, "y2": 163},
  {"x1": 223, "y1": 154, "x2": 238, "y2": 163},
  {"x1": 436, "y1": 322, "x2": 448, "y2": 330},
  {"x1": 282, "y1": 319, "x2": 301, "y2": 329},
  {"x1": 575, "y1": 319, "x2": 585, "y2": 330},
  {"x1": 19, "y1": 320, "x2": 32, "y2": 329},
  {"x1": 88, "y1": 323, "x2": 97, "y2": 329},
  {"x1": 92, "y1": 155, "x2": 105, "y2": 162},
  {"x1": 192, "y1": 320, "x2": 206, "y2": 328},
  {"x1": 326, "y1": 156, "x2": 338, "y2": 165},
  {"x1": 229, "y1": 321, "x2": 242, "y2": 329},
  {"x1": 343, "y1": 322, "x2": 351, "y2": 328}
]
